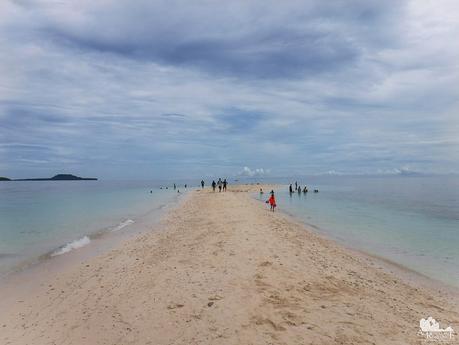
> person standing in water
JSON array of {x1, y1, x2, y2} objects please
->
[
  {"x1": 201, "y1": 180, "x2": 205, "y2": 189},
  {"x1": 289, "y1": 184, "x2": 293, "y2": 194},
  {"x1": 267, "y1": 190, "x2": 276, "y2": 212},
  {"x1": 173, "y1": 183, "x2": 176, "y2": 190},
  {"x1": 212, "y1": 180, "x2": 216, "y2": 192},
  {"x1": 223, "y1": 179, "x2": 227, "y2": 192}
]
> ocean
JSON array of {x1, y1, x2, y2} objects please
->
[
  {"x1": 256, "y1": 175, "x2": 459, "y2": 288},
  {"x1": 0, "y1": 180, "x2": 186, "y2": 277},
  {"x1": 2, "y1": 176, "x2": 458, "y2": 288}
]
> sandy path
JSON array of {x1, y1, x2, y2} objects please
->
[{"x1": 1, "y1": 186, "x2": 458, "y2": 344}]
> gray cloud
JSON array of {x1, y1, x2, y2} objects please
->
[
  {"x1": 17, "y1": 1, "x2": 403, "y2": 79},
  {"x1": 0, "y1": 0, "x2": 458, "y2": 178}
]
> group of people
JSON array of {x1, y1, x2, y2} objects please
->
[
  {"x1": 289, "y1": 181, "x2": 318, "y2": 194},
  {"x1": 160, "y1": 179, "x2": 229, "y2": 193},
  {"x1": 159, "y1": 178, "x2": 280, "y2": 212},
  {"x1": 156, "y1": 178, "x2": 278, "y2": 215},
  {"x1": 210, "y1": 178, "x2": 227, "y2": 192},
  {"x1": 159, "y1": 183, "x2": 188, "y2": 193}
]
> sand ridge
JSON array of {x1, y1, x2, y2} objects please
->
[{"x1": 1, "y1": 185, "x2": 458, "y2": 344}]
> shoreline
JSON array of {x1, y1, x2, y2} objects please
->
[
  {"x1": 0, "y1": 189, "x2": 189, "y2": 282},
  {"x1": 265, "y1": 194, "x2": 459, "y2": 296},
  {"x1": 255, "y1": 185, "x2": 459, "y2": 292},
  {"x1": 5, "y1": 185, "x2": 454, "y2": 296},
  {"x1": 293, "y1": 212, "x2": 459, "y2": 297},
  {"x1": 1, "y1": 185, "x2": 458, "y2": 344}
]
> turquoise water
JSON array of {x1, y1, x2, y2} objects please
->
[
  {"x1": 257, "y1": 176, "x2": 459, "y2": 287},
  {"x1": 0, "y1": 180, "x2": 184, "y2": 276},
  {"x1": 2, "y1": 176, "x2": 458, "y2": 288}
]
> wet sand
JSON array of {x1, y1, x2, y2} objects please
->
[{"x1": 1, "y1": 185, "x2": 458, "y2": 344}]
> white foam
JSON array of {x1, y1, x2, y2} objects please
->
[
  {"x1": 51, "y1": 236, "x2": 91, "y2": 256},
  {"x1": 112, "y1": 219, "x2": 135, "y2": 232}
]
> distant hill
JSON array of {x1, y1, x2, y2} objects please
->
[
  {"x1": 49, "y1": 174, "x2": 97, "y2": 181},
  {"x1": 0, "y1": 177, "x2": 11, "y2": 181},
  {"x1": 11, "y1": 174, "x2": 98, "y2": 181}
]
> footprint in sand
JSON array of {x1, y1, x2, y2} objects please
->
[
  {"x1": 252, "y1": 316, "x2": 286, "y2": 331},
  {"x1": 208, "y1": 295, "x2": 223, "y2": 301},
  {"x1": 259, "y1": 261, "x2": 273, "y2": 267},
  {"x1": 214, "y1": 241, "x2": 225, "y2": 248},
  {"x1": 167, "y1": 303, "x2": 184, "y2": 310}
]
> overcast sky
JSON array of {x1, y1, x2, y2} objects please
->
[{"x1": 1, "y1": 0, "x2": 458, "y2": 179}]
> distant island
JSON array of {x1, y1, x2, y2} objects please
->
[{"x1": 0, "y1": 174, "x2": 98, "y2": 181}]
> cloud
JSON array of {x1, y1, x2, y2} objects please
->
[
  {"x1": 0, "y1": 0, "x2": 458, "y2": 178},
  {"x1": 239, "y1": 167, "x2": 270, "y2": 177},
  {"x1": 29, "y1": 1, "x2": 388, "y2": 79},
  {"x1": 5, "y1": 0, "x2": 412, "y2": 82}
]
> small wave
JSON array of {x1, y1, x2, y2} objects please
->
[
  {"x1": 51, "y1": 236, "x2": 91, "y2": 257},
  {"x1": 112, "y1": 219, "x2": 135, "y2": 232}
]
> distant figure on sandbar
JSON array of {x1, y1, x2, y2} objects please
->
[
  {"x1": 297, "y1": 185, "x2": 301, "y2": 193},
  {"x1": 212, "y1": 180, "x2": 216, "y2": 192},
  {"x1": 201, "y1": 180, "x2": 205, "y2": 189},
  {"x1": 184, "y1": 184, "x2": 187, "y2": 188},
  {"x1": 267, "y1": 190, "x2": 276, "y2": 212},
  {"x1": 173, "y1": 183, "x2": 176, "y2": 190},
  {"x1": 223, "y1": 179, "x2": 227, "y2": 192},
  {"x1": 217, "y1": 178, "x2": 222, "y2": 192},
  {"x1": 260, "y1": 188, "x2": 264, "y2": 195},
  {"x1": 289, "y1": 184, "x2": 293, "y2": 193},
  {"x1": 295, "y1": 181, "x2": 298, "y2": 190}
]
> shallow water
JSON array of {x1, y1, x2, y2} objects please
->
[
  {"x1": 0, "y1": 180, "x2": 185, "y2": 276},
  {"x1": 256, "y1": 175, "x2": 459, "y2": 287}
]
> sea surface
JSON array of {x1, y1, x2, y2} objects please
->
[
  {"x1": 2, "y1": 176, "x2": 458, "y2": 288},
  {"x1": 0, "y1": 180, "x2": 186, "y2": 277},
  {"x1": 256, "y1": 175, "x2": 459, "y2": 288}
]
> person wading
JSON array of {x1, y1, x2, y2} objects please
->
[{"x1": 267, "y1": 190, "x2": 277, "y2": 212}]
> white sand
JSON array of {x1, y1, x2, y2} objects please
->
[{"x1": 1, "y1": 185, "x2": 458, "y2": 344}]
